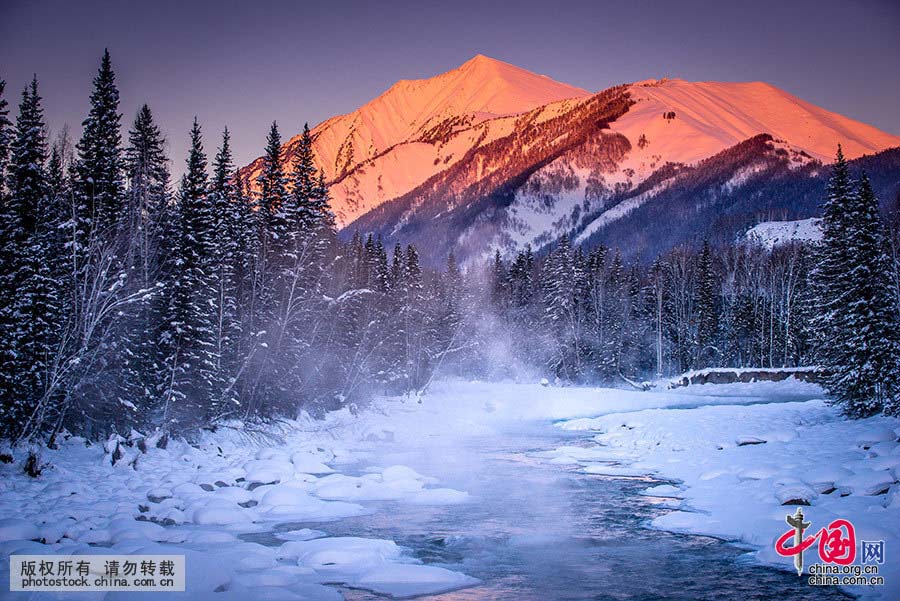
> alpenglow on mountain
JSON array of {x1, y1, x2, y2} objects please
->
[{"x1": 240, "y1": 55, "x2": 900, "y2": 264}]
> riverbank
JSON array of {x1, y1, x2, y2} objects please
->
[{"x1": 551, "y1": 382, "x2": 900, "y2": 599}]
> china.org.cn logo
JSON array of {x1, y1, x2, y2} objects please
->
[{"x1": 774, "y1": 508, "x2": 885, "y2": 587}]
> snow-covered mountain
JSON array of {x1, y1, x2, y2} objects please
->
[
  {"x1": 240, "y1": 56, "x2": 900, "y2": 264},
  {"x1": 240, "y1": 55, "x2": 589, "y2": 226}
]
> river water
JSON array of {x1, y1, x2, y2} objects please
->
[{"x1": 246, "y1": 420, "x2": 849, "y2": 600}]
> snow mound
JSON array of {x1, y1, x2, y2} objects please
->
[{"x1": 355, "y1": 563, "x2": 480, "y2": 598}]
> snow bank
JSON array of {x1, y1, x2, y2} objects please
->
[{"x1": 552, "y1": 395, "x2": 900, "y2": 599}]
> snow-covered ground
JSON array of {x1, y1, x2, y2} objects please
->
[
  {"x1": 548, "y1": 381, "x2": 900, "y2": 600},
  {"x1": 744, "y1": 217, "x2": 823, "y2": 249},
  {"x1": 1, "y1": 379, "x2": 897, "y2": 599}
]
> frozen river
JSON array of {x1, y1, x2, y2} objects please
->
[
  {"x1": 6, "y1": 379, "x2": 890, "y2": 599},
  {"x1": 244, "y1": 421, "x2": 850, "y2": 600}
]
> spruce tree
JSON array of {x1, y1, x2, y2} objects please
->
[
  {"x1": 289, "y1": 123, "x2": 318, "y2": 234},
  {"x1": 253, "y1": 121, "x2": 289, "y2": 387},
  {"x1": 208, "y1": 129, "x2": 247, "y2": 411},
  {"x1": 158, "y1": 119, "x2": 219, "y2": 427},
  {"x1": 124, "y1": 104, "x2": 170, "y2": 285},
  {"x1": 0, "y1": 78, "x2": 55, "y2": 438},
  {"x1": 818, "y1": 169, "x2": 900, "y2": 416},
  {"x1": 74, "y1": 49, "x2": 124, "y2": 249},
  {"x1": 258, "y1": 121, "x2": 289, "y2": 251},
  {"x1": 391, "y1": 243, "x2": 404, "y2": 289},
  {"x1": 812, "y1": 146, "x2": 854, "y2": 356},
  {"x1": 0, "y1": 79, "x2": 12, "y2": 199},
  {"x1": 694, "y1": 240, "x2": 719, "y2": 367}
]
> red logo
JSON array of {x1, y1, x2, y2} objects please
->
[{"x1": 775, "y1": 508, "x2": 856, "y2": 575}]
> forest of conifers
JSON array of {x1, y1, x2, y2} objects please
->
[{"x1": 1, "y1": 52, "x2": 897, "y2": 445}]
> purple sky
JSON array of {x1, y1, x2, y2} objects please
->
[{"x1": 2, "y1": 0, "x2": 898, "y2": 179}]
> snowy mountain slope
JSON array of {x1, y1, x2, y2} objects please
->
[
  {"x1": 347, "y1": 87, "x2": 634, "y2": 262},
  {"x1": 612, "y1": 79, "x2": 899, "y2": 165},
  {"x1": 239, "y1": 57, "x2": 900, "y2": 264},
  {"x1": 470, "y1": 79, "x2": 898, "y2": 258},
  {"x1": 240, "y1": 55, "x2": 590, "y2": 225},
  {"x1": 573, "y1": 143, "x2": 900, "y2": 261},
  {"x1": 744, "y1": 218, "x2": 823, "y2": 249}
]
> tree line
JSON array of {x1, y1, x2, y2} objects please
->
[
  {"x1": 0, "y1": 52, "x2": 463, "y2": 444},
  {"x1": 478, "y1": 147, "x2": 899, "y2": 418},
  {"x1": 0, "y1": 52, "x2": 896, "y2": 445}
]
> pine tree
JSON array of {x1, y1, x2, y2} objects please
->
[
  {"x1": 402, "y1": 244, "x2": 432, "y2": 392},
  {"x1": 0, "y1": 77, "x2": 56, "y2": 438},
  {"x1": 258, "y1": 121, "x2": 289, "y2": 253},
  {"x1": 694, "y1": 240, "x2": 719, "y2": 367},
  {"x1": 542, "y1": 235, "x2": 584, "y2": 380},
  {"x1": 391, "y1": 243, "x2": 404, "y2": 289},
  {"x1": 252, "y1": 121, "x2": 289, "y2": 372},
  {"x1": 812, "y1": 146, "x2": 854, "y2": 357},
  {"x1": 74, "y1": 49, "x2": 124, "y2": 250},
  {"x1": 124, "y1": 104, "x2": 170, "y2": 286},
  {"x1": 818, "y1": 168, "x2": 900, "y2": 416},
  {"x1": 0, "y1": 79, "x2": 12, "y2": 199},
  {"x1": 490, "y1": 250, "x2": 508, "y2": 310},
  {"x1": 289, "y1": 123, "x2": 318, "y2": 234},
  {"x1": 207, "y1": 128, "x2": 243, "y2": 411},
  {"x1": 158, "y1": 119, "x2": 219, "y2": 428},
  {"x1": 231, "y1": 168, "x2": 258, "y2": 339},
  {"x1": 119, "y1": 105, "x2": 171, "y2": 422},
  {"x1": 601, "y1": 250, "x2": 627, "y2": 379},
  {"x1": 284, "y1": 123, "x2": 330, "y2": 293}
]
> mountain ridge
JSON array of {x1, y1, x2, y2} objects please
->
[{"x1": 238, "y1": 56, "x2": 900, "y2": 264}]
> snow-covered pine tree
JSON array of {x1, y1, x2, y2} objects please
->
[
  {"x1": 242, "y1": 122, "x2": 291, "y2": 413},
  {"x1": 0, "y1": 79, "x2": 12, "y2": 199},
  {"x1": 73, "y1": 49, "x2": 125, "y2": 252},
  {"x1": 230, "y1": 168, "x2": 258, "y2": 345},
  {"x1": 819, "y1": 170, "x2": 900, "y2": 416},
  {"x1": 283, "y1": 123, "x2": 330, "y2": 297},
  {"x1": 257, "y1": 121, "x2": 289, "y2": 260},
  {"x1": 600, "y1": 250, "x2": 626, "y2": 379},
  {"x1": 402, "y1": 244, "x2": 428, "y2": 392},
  {"x1": 313, "y1": 170, "x2": 336, "y2": 241},
  {"x1": 694, "y1": 240, "x2": 719, "y2": 367},
  {"x1": 157, "y1": 119, "x2": 219, "y2": 428},
  {"x1": 542, "y1": 235, "x2": 584, "y2": 380},
  {"x1": 811, "y1": 146, "x2": 854, "y2": 360},
  {"x1": 431, "y1": 252, "x2": 464, "y2": 376},
  {"x1": 289, "y1": 124, "x2": 318, "y2": 234},
  {"x1": 507, "y1": 245, "x2": 531, "y2": 304},
  {"x1": 490, "y1": 250, "x2": 507, "y2": 310},
  {"x1": 390, "y1": 243, "x2": 404, "y2": 289},
  {"x1": 124, "y1": 104, "x2": 170, "y2": 287},
  {"x1": 372, "y1": 237, "x2": 391, "y2": 294},
  {"x1": 0, "y1": 77, "x2": 57, "y2": 439},
  {"x1": 208, "y1": 128, "x2": 243, "y2": 412},
  {"x1": 121, "y1": 105, "x2": 171, "y2": 422}
]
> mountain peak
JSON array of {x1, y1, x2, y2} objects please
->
[{"x1": 458, "y1": 53, "x2": 509, "y2": 71}]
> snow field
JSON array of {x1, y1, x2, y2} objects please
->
[{"x1": 0, "y1": 410, "x2": 476, "y2": 599}]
